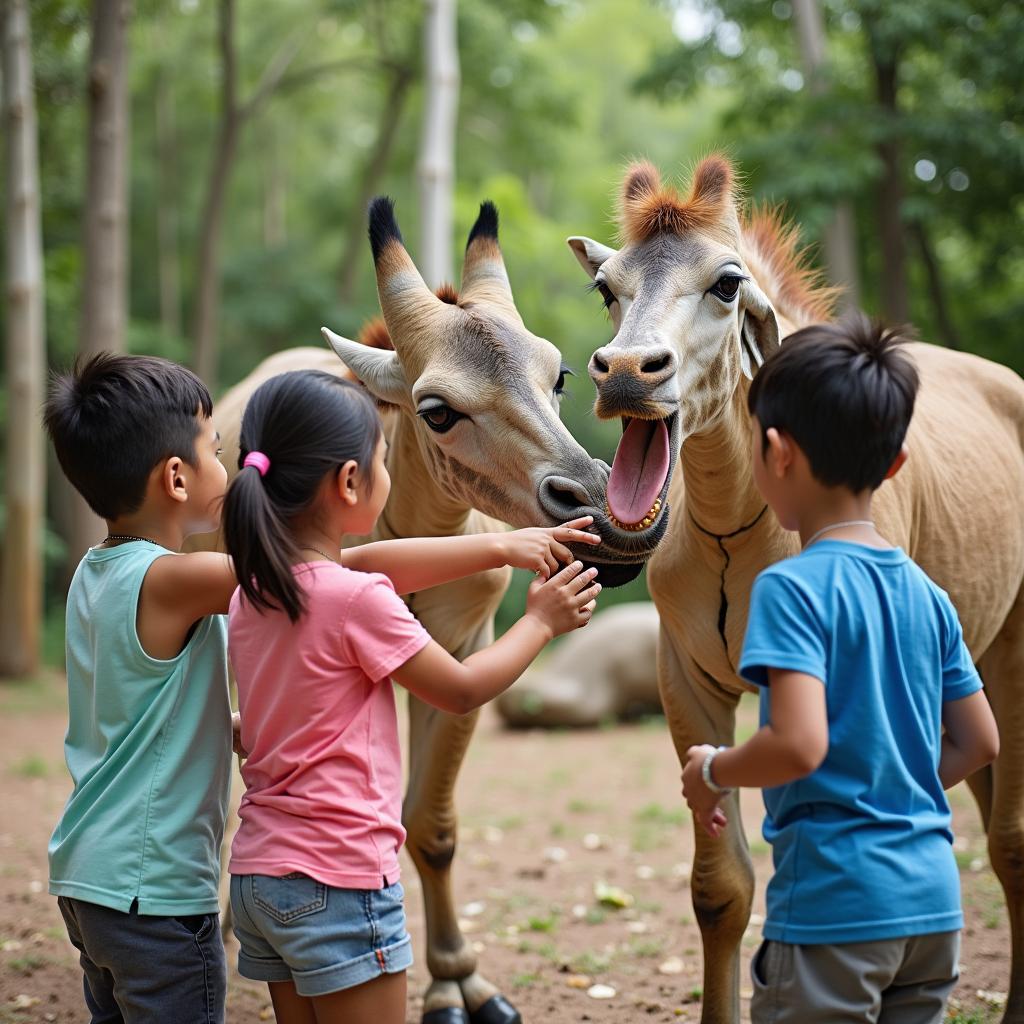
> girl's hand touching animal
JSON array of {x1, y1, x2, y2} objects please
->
[
  {"x1": 525, "y1": 560, "x2": 601, "y2": 638},
  {"x1": 502, "y1": 517, "x2": 601, "y2": 579}
]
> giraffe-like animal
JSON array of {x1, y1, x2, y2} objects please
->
[
  {"x1": 210, "y1": 198, "x2": 659, "y2": 1024},
  {"x1": 565, "y1": 155, "x2": 1024, "y2": 1023}
]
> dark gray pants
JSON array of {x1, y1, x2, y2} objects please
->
[
  {"x1": 58, "y1": 896, "x2": 226, "y2": 1024},
  {"x1": 750, "y1": 931, "x2": 960, "y2": 1024}
]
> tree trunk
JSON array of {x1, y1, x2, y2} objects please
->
[
  {"x1": 155, "y1": 67, "x2": 182, "y2": 339},
  {"x1": 791, "y1": 0, "x2": 860, "y2": 311},
  {"x1": 192, "y1": 0, "x2": 240, "y2": 394},
  {"x1": 338, "y1": 65, "x2": 413, "y2": 302},
  {"x1": 68, "y1": 0, "x2": 132, "y2": 570},
  {"x1": 910, "y1": 220, "x2": 961, "y2": 350},
  {"x1": 866, "y1": 23, "x2": 909, "y2": 324},
  {"x1": 262, "y1": 123, "x2": 287, "y2": 249},
  {"x1": 417, "y1": 0, "x2": 459, "y2": 288},
  {"x1": 1, "y1": 0, "x2": 47, "y2": 677}
]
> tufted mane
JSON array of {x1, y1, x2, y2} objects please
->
[{"x1": 740, "y1": 205, "x2": 840, "y2": 327}]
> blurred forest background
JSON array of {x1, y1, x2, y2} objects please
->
[{"x1": 1, "y1": 0, "x2": 1022, "y2": 675}]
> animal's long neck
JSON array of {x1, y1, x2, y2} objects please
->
[
  {"x1": 378, "y1": 412, "x2": 473, "y2": 540},
  {"x1": 680, "y1": 385, "x2": 767, "y2": 538}
]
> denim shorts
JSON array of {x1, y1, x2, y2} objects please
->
[{"x1": 230, "y1": 873, "x2": 412, "y2": 997}]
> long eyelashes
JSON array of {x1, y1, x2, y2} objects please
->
[{"x1": 586, "y1": 280, "x2": 617, "y2": 311}]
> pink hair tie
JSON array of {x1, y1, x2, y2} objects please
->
[{"x1": 243, "y1": 451, "x2": 271, "y2": 477}]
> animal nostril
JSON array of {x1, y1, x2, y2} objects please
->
[
  {"x1": 540, "y1": 476, "x2": 593, "y2": 513},
  {"x1": 549, "y1": 482, "x2": 585, "y2": 508},
  {"x1": 592, "y1": 354, "x2": 610, "y2": 375},
  {"x1": 641, "y1": 354, "x2": 671, "y2": 375}
]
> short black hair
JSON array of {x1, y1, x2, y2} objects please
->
[
  {"x1": 43, "y1": 352, "x2": 214, "y2": 520},
  {"x1": 747, "y1": 313, "x2": 920, "y2": 493}
]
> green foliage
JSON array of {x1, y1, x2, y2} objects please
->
[{"x1": 5, "y1": 0, "x2": 1023, "y2": 629}]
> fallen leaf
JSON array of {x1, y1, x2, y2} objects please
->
[
  {"x1": 595, "y1": 881, "x2": 634, "y2": 909},
  {"x1": 567, "y1": 974, "x2": 592, "y2": 989}
]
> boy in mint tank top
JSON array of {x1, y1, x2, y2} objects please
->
[
  {"x1": 680, "y1": 317, "x2": 1000, "y2": 1024},
  {"x1": 44, "y1": 354, "x2": 240, "y2": 1023}
]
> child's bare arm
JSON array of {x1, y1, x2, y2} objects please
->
[
  {"x1": 136, "y1": 552, "x2": 236, "y2": 660},
  {"x1": 939, "y1": 691, "x2": 999, "y2": 789},
  {"x1": 391, "y1": 561, "x2": 600, "y2": 714},
  {"x1": 342, "y1": 518, "x2": 600, "y2": 595},
  {"x1": 682, "y1": 669, "x2": 828, "y2": 835}
]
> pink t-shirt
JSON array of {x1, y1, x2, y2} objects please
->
[{"x1": 228, "y1": 562, "x2": 430, "y2": 889}]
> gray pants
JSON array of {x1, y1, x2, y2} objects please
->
[
  {"x1": 750, "y1": 931, "x2": 960, "y2": 1024},
  {"x1": 58, "y1": 896, "x2": 226, "y2": 1024}
]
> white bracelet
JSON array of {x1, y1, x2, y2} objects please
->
[{"x1": 701, "y1": 746, "x2": 732, "y2": 795}]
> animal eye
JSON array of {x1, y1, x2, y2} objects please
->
[
  {"x1": 418, "y1": 402, "x2": 466, "y2": 434},
  {"x1": 588, "y1": 279, "x2": 618, "y2": 310},
  {"x1": 554, "y1": 364, "x2": 574, "y2": 397},
  {"x1": 710, "y1": 275, "x2": 742, "y2": 301}
]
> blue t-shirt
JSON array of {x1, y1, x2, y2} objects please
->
[{"x1": 738, "y1": 540, "x2": 981, "y2": 945}]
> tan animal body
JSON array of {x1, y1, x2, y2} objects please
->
[
  {"x1": 208, "y1": 198, "x2": 653, "y2": 1024},
  {"x1": 566, "y1": 155, "x2": 1024, "y2": 1023}
]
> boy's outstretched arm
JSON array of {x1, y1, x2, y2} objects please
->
[
  {"x1": 342, "y1": 517, "x2": 601, "y2": 595},
  {"x1": 682, "y1": 669, "x2": 828, "y2": 836},
  {"x1": 136, "y1": 552, "x2": 237, "y2": 660},
  {"x1": 939, "y1": 691, "x2": 999, "y2": 789}
]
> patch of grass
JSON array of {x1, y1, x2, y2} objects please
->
[
  {"x1": 635, "y1": 899, "x2": 663, "y2": 915},
  {"x1": 947, "y1": 1010, "x2": 995, "y2": 1024},
  {"x1": 9, "y1": 953, "x2": 48, "y2": 974},
  {"x1": 511, "y1": 971, "x2": 540, "y2": 989},
  {"x1": 10, "y1": 754, "x2": 48, "y2": 778},
  {"x1": 634, "y1": 802, "x2": 687, "y2": 826},
  {"x1": 631, "y1": 823, "x2": 670, "y2": 852},
  {"x1": 628, "y1": 937, "x2": 666, "y2": 958},
  {"x1": 748, "y1": 839, "x2": 770, "y2": 857},
  {"x1": 567, "y1": 798, "x2": 602, "y2": 814},
  {"x1": 0, "y1": 670, "x2": 67, "y2": 716},
  {"x1": 546, "y1": 767, "x2": 570, "y2": 787},
  {"x1": 496, "y1": 815, "x2": 523, "y2": 831},
  {"x1": 584, "y1": 906, "x2": 607, "y2": 925},
  {"x1": 527, "y1": 913, "x2": 558, "y2": 933},
  {"x1": 570, "y1": 949, "x2": 612, "y2": 975},
  {"x1": 549, "y1": 821, "x2": 567, "y2": 838}
]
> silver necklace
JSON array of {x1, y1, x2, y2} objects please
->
[
  {"x1": 803, "y1": 519, "x2": 875, "y2": 549},
  {"x1": 302, "y1": 545, "x2": 339, "y2": 565},
  {"x1": 105, "y1": 533, "x2": 161, "y2": 546}
]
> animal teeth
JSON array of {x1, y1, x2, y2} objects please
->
[{"x1": 606, "y1": 500, "x2": 663, "y2": 532}]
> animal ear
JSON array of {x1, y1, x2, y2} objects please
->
[
  {"x1": 739, "y1": 282, "x2": 780, "y2": 381},
  {"x1": 322, "y1": 326, "x2": 408, "y2": 408},
  {"x1": 567, "y1": 237, "x2": 617, "y2": 281},
  {"x1": 460, "y1": 200, "x2": 523, "y2": 325}
]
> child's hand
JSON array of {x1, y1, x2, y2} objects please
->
[
  {"x1": 525, "y1": 560, "x2": 601, "y2": 638},
  {"x1": 502, "y1": 517, "x2": 601, "y2": 579},
  {"x1": 682, "y1": 744, "x2": 728, "y2": 838},
  {"x1": 232, "y1": 712, "x2": 248, "y2": 759}
]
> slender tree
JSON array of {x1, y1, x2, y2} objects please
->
[
  {"x1": 1, "y1": 0, "x2": 47, "y2": 677},
  {"x1": 155, "y1": 65, "x2": 182, "y2": 339},
  {"x1": 67, "y1": 0, "x2": 132, "y2": 565},
  {"x1": 418, "y1": 0, "x2": 459, "y2": 288},
  {"x1": 791, "y1": 0, "x2": 860, "y2": 310},
  {"x1": 191, "y1": 0, "x2": 306, "y2": 393}
]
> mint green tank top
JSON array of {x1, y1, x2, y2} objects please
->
[{"x1": 48, "y1": 541, "x2": 231, "y2": 915}]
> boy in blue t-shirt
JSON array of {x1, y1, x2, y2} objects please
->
[{"x1": 681, "y1": 316, "x2": 1000, "y2": 1023}]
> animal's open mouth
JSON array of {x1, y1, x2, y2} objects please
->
[{"x1": 606, "y1": 415, "x2": 674, "y2": 531}]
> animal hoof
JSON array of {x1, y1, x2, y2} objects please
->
[
  {"x1": 422, "y1": 1009, "x2": 470, "y2": 1024},
  {"x1": 469, "y1": 995, "x2": 522, "y2": 1024}
]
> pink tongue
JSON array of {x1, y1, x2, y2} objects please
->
[{"x1": 608, "y1": 419, "x2": 670, "y2": 525}]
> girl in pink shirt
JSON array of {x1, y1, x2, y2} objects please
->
[{"x1": 221, "y1": 370, "x2": 602, "y2": 1024}]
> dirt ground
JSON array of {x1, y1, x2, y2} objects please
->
[{"x1": 0, "y1": 671, "x2": 1010, "y2": 1023}]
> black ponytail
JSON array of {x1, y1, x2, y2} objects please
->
[{"x1": 222, "y1": 370, "x2": 383, "y2": 622}]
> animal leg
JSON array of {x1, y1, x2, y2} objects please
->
[
  {"x1": 404, "y1": 696, "x2": 520, "y2": 1024},
  {"x1": 979, "y1": 585, "x2": 1024, "y2": 1024},
  {"x1": 659, "y1": 627, "x2": 751, "y2": 1024}
]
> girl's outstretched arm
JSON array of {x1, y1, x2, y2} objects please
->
[
  {"x1": 392, "y1": 560, "x2": 601, "y2": 713},
  {"x1": 342, "y1": 517, "x2": 601, "y2": 595}
]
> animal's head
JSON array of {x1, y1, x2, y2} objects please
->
[
  {"x1": 567, "y1": 154, "x2": 834, "y2": 540},
  {"x1": 324, "y1": 197, "x2": 648, "y2": 585}
]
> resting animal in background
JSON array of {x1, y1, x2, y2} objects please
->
[{"x1": 496, "y1": 601, "x2": 661, "y2": 727}]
